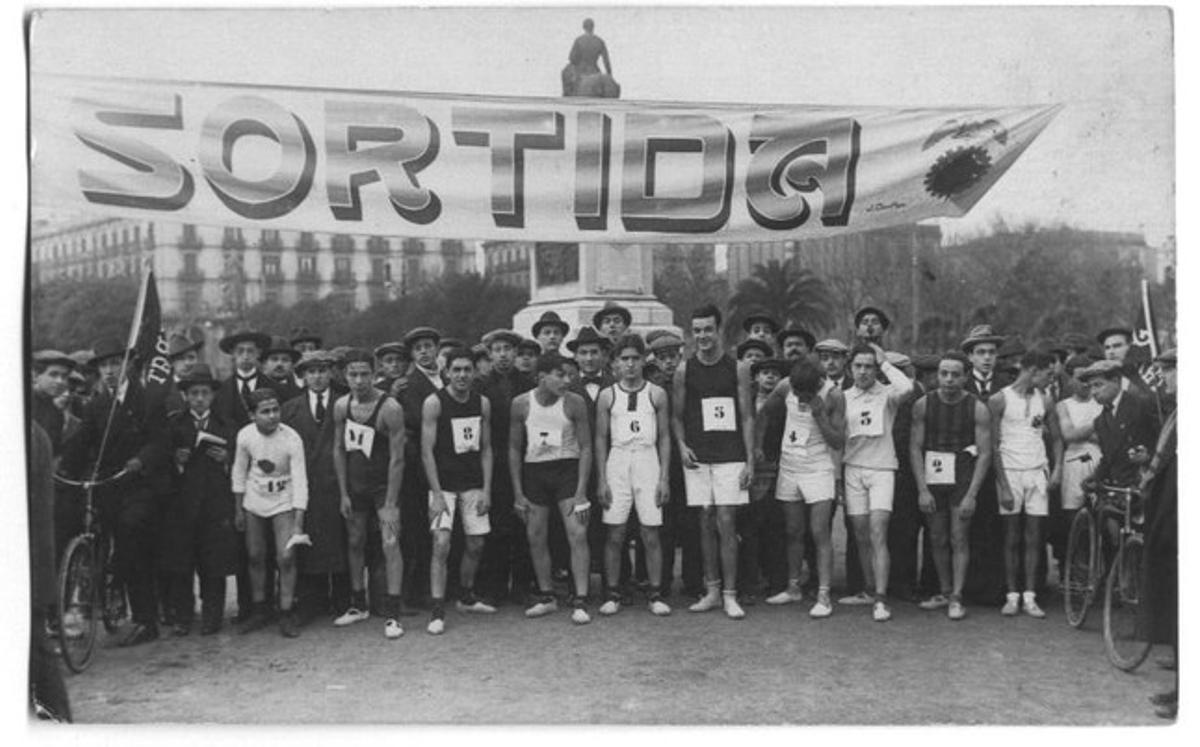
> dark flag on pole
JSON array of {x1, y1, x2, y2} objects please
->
[
  {"x1": 127, "y1": 269, "x2": 172, "y2": 407},
  {"x1": 1132, "y1": 278, "x2": 1165, "y2": 393}
]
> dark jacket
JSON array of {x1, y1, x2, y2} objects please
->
[
  {"x1": 158, "y1": 409, "x2": 238, "y2": 577},
  {"x1": 1094, "y1": 390, "x2": 1161, "y2": 487},
  {"x1": 61, "y1": 379, "x2": 168, "y2": 494},
  {"x1": 213, "y1": 371, "x2": 266, "y2": 429},
  {"x1": 281, "y1": 391, "x2": 346, "y2": 574}
]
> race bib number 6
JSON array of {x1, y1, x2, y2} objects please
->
[{"x1": 700, "y1": 397, "x2": 737, "y2": 432}]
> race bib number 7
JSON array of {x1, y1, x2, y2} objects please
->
[
  {"x1": 345, "y1": 419, "x2": 376, "y2": 456},
  {"x1": 451, "y1": 416, "x2": 482, "y2": 454},
  {"x1": 701, "y1": 397, "x2": 737, "y2": 432}
]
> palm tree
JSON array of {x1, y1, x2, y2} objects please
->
[{"x1": 726, "y1": 259, "x2": 836, "y2": 343}]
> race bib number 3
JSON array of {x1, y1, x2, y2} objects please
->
[
  {"x1": 451, "y1": 416, "x2": 482, "y2": 454},
  {"x1": 701, "y1": 397, "x2": 737, "y2": 432},
  {"x1": 924, "y1": 450, "x2": 956, "y2": 486},
  {"x1": 345, "y1": 419, "x2": 376, "y2": 456}
]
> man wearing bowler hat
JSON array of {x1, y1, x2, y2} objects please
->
[
  {"x1": 593, "y1": 301, "x2": 632, "y2": 344},
  {"x1": 213, "y1": 327, "x2": 273, "y2": 621},
  {"x1": 854, "y1": 306, "x2": 890, "y2": 348},
  {"x1": 742, "y1": 311, "x2": 781, "y2": 346},
  {"x1": 263, "y1": 335, "x2": 304, "y2": 405},
  {"x1": 61, "y1": 338, "x2": 169, "y2": 646},
  {"x1": 533, "y1": 311, "x2": 570, "y2": 354},
  {"x1": 290, "y1": 328, "x2": 322, "y2": 356},
  {"x1": 281, "y1": 351, "x2": 349, "y2": 626}
]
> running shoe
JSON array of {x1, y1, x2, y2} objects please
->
[
  {"x1": 427, "y1": 617, "x2": 445, "y2": 635},
  {"x1": 524, "y1": 595, "x2": 559, "y2": 618},
  {"x1": 599, "y1": 597, "x2": 621, "y2": 616},
  {"x1": 948, "y1": 600, "x2": 967, "y2": 620},
  {"x1": 872, "y1": 601, "x2": 892, "y2": 622},
  {"x1": 766, "y1": 588, "x2": 805, "y2": 605},
  {"x1": 647, "y1": 597, "x2": 672, "y2": 616},
  {"x1": 571, "y1": 604, "x2": 591, "y2": 625},
  {"x1": 455, "y1": 595, "x2": 497, "y2": 614},
  {"x1": 809, "y1": 593, "x2": 834, "y2": 619},
  {"x1": 723, "y1": 594, "x2": 746, "y2": 620},
  {"x1": 1023, "y1": 595, "x2": 1046, "y2": 619},
  {"x1": 333, "y1": 607, "x2": 370, "y2": 627},
  {"x1": 384, "y1": 618, "x2": 404, "y2": 639},
  {"x1": 688, "y1": 589, "x2": 722, "y2": 613},
  {"x1": 918, "y1": 594, "x2": 950, "y2": 610},
  {"x1": 279, "y1": 611, "x2": 299, "y2": 639},
  {"x1": 838, "y1": 591, "x2": 874, "y2": 606},
  {"x1": 1001, "y1": 592, "x2": 1020, "y2": 616}
]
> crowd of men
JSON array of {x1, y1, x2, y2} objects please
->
[{"x1": 28, "y1": 299, "x2": 1178, "y2": 706}]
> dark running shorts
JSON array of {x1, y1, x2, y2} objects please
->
[{"x1": 522, "y1": 459, "x2": 580, "y2": 507}]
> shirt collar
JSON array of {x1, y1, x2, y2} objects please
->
[{"x1": 1109, "y1": 390, "x2": 1124, "y2": 415}]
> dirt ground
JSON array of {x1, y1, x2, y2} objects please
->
[{"x1": 62, "y1": 584, "x2": 1174, "y2": 725}]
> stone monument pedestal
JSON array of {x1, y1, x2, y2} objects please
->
[{"x1": 511, "y1": 242, "x2": 679, "y2": 343}]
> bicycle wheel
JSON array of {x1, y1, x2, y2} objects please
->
[
  {"x1": 56, "y1": 535, "x2": 99, "y2": 674},
  {"x1": 1063, "y1": 508, "x2": 1096, "y2": 628},
  {"x1": 101, "y1": 535, "x2": 127, "y2": 633},
  {"x1": 1103, "y1": 534, "x2": 1153, "y2": 672}
]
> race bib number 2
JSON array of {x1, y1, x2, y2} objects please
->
[
  {"x1": 924, "y1": 450, "x2": 956, "y2": 486},
  {"x1": 451, "y1": 416, "x2": 482, "y2": 454},
  {"x1": 701, "y1": 397, "x2": 737, "y2": 432}
]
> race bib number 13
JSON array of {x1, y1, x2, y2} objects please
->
[{"x1": 701, "y1": 397, "x2": 737, "y2": 432}]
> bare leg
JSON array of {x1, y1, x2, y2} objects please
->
[
  {"x1": 698, "y1": 506, "x2": 720, "y2": 585},
  {"x1": 245, "y1": 515, "x2": 269, "y2": 603},
  {"x1": 715, "y1": 506, "x2": 739, "y2": 594},
  {"x1": 346, "y1": 512, "x2": 368, "y2": 592},
  {"x1": 1003, "y1": 515, "x2": 1022, "y2": 592},
  {"x1": 949, "y1": 504, "x2": 972, "y2": 598},
  {"x1": 810, "y1": 501, "x2": 835, "y2": 589},
  {"x1": 271, "y1": 514, "x2": 297, "y2": 611},
  {"x1": 524, "y1": 504, "x2": 553, "y2": 591},
  {"x1": 926, "y1": 509, "x2": 953, "y2": 595},
  {"x1": 430, "y1": 530, "x2": 451, "y2": 600},
  {"x1": 869, "y1": 510, "x2": 891, "y2": 597},
  {"x1": 640, "y1": 525, "x2": 663, "y2": 590},
  {"x1": 781, "y1": 501, "x2": 806, "y2": 585},
  {"x1": 604, "y1": 523, "x2": 627, "y2": 595},
  {"x1": 850, "y1": 514, "x2": 875, "y2": 590},
  {"x1": 1023, "y1": 516, "x2": 1044, "y2": 593},
  {"x1": 559, "y1": 500, "x2": 591, "y2": 599},
  {"x1": 460, "y1": 536, "x2": 485, "y2": 591}
]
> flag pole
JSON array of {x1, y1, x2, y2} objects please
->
[
  {"x1": 1140, "y1": 278, "x2": 1159, "y2": 359},
  {"x1": 88, "y1": 270, "x2": 150, "y2": 482}
]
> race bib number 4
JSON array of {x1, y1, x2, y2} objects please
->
[
  {"x1": 451, "y1": 416, "x2": 482, "y2": 454},
  {"x1": 701, "y1": 397, "x2": 737, "y2": 432},
  {"x1": 924, "y1": 450, "x2": 956, "y2": 486},
  {"x1": 345, "y1": 419, "x2": 376, "y2": 456}
]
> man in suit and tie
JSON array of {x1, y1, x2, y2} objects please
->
[
  {"x1": 281, "y1": 351, "x2": 349, "y2": 626},
  {"x1": 263, "y1": 335, "x2": 305, "y2": 405},
  {"x1": 213, "y1": 328, "x2": 272, "y2": 621},
  {"x1": 1080, "y1": 359, "x2": 1160, "y2": 490},
  {"x1": 960, "y1": 324, "x2": 1010, "y2": 606}
]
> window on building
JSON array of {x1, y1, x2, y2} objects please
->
[
  {"x1": 403, "y1": 238, "x2": 423, "y2": 255},
  {"x1": 332, "y1": 234, "x2": 355, "y2": 253},
  {"x1": 183, "y1": 252, "x2": 199, "y2": 277},
  {"x1": 263, "y1": 254, "x2": 281, "y2": 279},
  {"x1": 133, "y1": 225, "x2": 141, "y2": 246},
  {"x1": 182, "y1": 224, "x2": 198, "y2": 247},
  {"x1": 299, "y1": 255, "x2": 317, "y2": 275},
  {"x1": 371, "y1": 258, "x2": 386, "y2": 282},
  {"x1": 224, "y1": 227, "x2": 243, "y2": 243},
  {"x1": 299, "y1": 232, "x2": 317, "y2": 251}
]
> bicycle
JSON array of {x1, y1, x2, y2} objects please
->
[
  {"x1": 1100, "y1": 484, "x2": 1152, "y2": 672},
  {"x1": 52, "y1": 469, "x2": 128, "y2": 673}
]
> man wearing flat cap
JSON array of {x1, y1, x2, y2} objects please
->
[
  {"x1": 61, "y1": 337, "x2": 170, "y2": 646},
  {"x1": 374, "y1": 342, "x2": 409, "y2": 398},
  {"x1": 1079, "y1": 359, "x2": 1160, "y2": 491},
  {"x1": 290, "y1": 328, "x2": 322, "y2": 355},
  {"x1": 31, "y1": 350, "x2": 75, "y2": 456},
  {"x1": 396, "y1": 326, "x2": 445, "y2": 608},
  {"x1": 475, "y1": 329, "x2": 536, "y2": 606}
]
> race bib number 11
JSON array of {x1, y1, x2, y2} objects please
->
[{"x1": 345, "y1": 420, "x2": 376, "y2": 456}]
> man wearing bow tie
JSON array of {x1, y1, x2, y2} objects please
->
[{"x1": 567, "y1": 327, "x2": 615, "y2": 595}]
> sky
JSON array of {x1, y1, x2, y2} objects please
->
[{"x1": 25, "y1": 3, "x2": 1175, "y2": 246}]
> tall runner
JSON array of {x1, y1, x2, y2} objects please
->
[
  {"x1": 332, "y1": 350, "x2": 407, "y2": 639},
  {"x1": 594, "y1": 334, "x2": 673, "y2": 617},
  {"x1": 673, "y1": 305, "x2": 755, "y2": 620},
  {"x1": 421, "y1": 348, "x2": 497, "y2": 635}
]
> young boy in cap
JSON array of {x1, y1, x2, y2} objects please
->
[
  {"x1": 160, "y1": 364, "x2": 238, "y2": 635},
  {"x1": 231, "y1": 389, "x2": 309, "y2": 637}
]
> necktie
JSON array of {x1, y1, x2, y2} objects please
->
[
  {"x1": 194, "y1": 416, "x2": 208, "y2": 432},
  {"x1": 315, "y1": 393, "x2": 326, "y2": 424}
]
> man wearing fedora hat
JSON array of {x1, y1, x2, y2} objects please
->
[
  {"x1": 62, "y1": 337, "x2": 170, "y2": 646},
  {"x1": 532, "y1": 311, "x2": 570, "y2": 354},
  {"x1": 290, "y1": 327, "x2": 322, "y2": 355},
  {"x1": 263, "y1": 335, "x2": 304, "y2": 405},
  {"x1": 593, "y1": 301, "x2": 632, "y2": 344},
  {"x1": 159, "y1": 364, "x2": 238, "y2": 636},
  {"x1": 281, "y1": 351, "x2": 350, "y2": 628},
  {"x1": 778, "y1": 327, "x2": 817, "y2": 361},
  {"x1": 742, "y1": 311, "x2": 781, "y2": 346},
  {"x1": 475, "y1": 329, "x2": 537, "y2": 606}
]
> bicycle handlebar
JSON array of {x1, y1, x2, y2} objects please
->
[{"x1": 53, "y1": 469, "x2": 130, "y2": 490}]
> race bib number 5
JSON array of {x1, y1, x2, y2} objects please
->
[
  {"x1": 451, "y1": 416, "x2": 482, "y2": 454},
  {"x1": 345, "y1": 419, "x2": 376, "y2": 456},
  {"x1": 847, "y1": 399, "x2": 885, "y2": 438},
  {"x1": 701, "y1": 397, "x2": 737, "y2": 432}
]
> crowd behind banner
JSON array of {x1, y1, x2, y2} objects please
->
[{"x1": 27, "y1": 299, "x2": 1178, "y2": 717}]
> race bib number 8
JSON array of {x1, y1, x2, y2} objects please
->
[
  {"x1": 924, "y1": 450, "x2": 956, "y2": 486},
  {"x1": 701, "y1": 397, "x2": 737, "y2": 432},
  {"x1": 345, "y1": 419, "x2": 376, "y2": 456},
  {"x1": 451, "y1": 416, "x2": 482, "y2": 454}
]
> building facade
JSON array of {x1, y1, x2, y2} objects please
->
[{"x1": 30, "y1": 217, "x2": 477, "y2": 319}]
